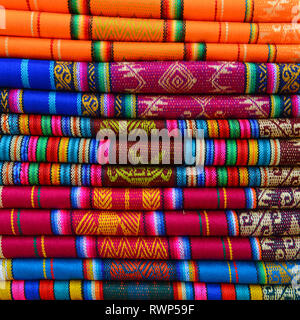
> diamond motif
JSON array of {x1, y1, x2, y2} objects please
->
[{"x1": 158, "y1": 62, "x2": 197, "y2": 93}]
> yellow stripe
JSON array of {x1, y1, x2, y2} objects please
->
[
  {"x1": 212, "y1": 120, "x2": 219, "y2": 137},
  {"x1": 41, "y1": 236, "x2": 47, "y2": 258},
  {"x1": 105, "y1": 63, "x2": 110, "y2": 92},
  {"x1": 248, "y1": 140, "x2": 258, "y2": 166},
  {"x1": 203, "y1": 210, "x2": 210, "y2": 236},
  {"x1": 270, "y1": 96, "x2": 275, "y2": 118},
  {"x1": 7, "y1": 259, "x2": 13, "y2": 280},
  {"x1": 70, "y1": 280, "x2": 83, "y2": 300},
  {"x1": 249, "y1": 285, "x2": 263, "y2": 300},
  {"x1": 223, "y1": 188, "x2": 227, "y2": 208},
  {"x1": 43, "y1": 259, "x2": 47, "y2": 279},
  {"x1": 239, "y1": 168, "x2": 248, "y2": 186},
  {"x1": 260, "y1": 261, "x2": 268, "y2": 284},
  {"x1": 87, "y1": 260, "x2": 94, "y2": 280},
  {"x1": 0, "y1": 281, "x2": 12, "y2": 300},
  {"x1": 227, "y1": 261, "x2": 232, "y2": 283},
  {"x1": 51, "y1": 163, "x2": 60, "y2": 185},
  {"x1": 31, "y1": 186, "x2": 35, "y2": 208},
  {"x1": 189, "y1": 261, "x2": 195, "y2": 282},
  {"x1": 125, "y1": 188, "x2": 130, "y2": 210},
  {"x1": 59, "y1": 138, "x2": 69, "y2": 163},
  {"x1": 21, "y1": 115, "x2": 30, "y2": 135},
  {"x1": 227, "y1": 237, "x2": 233, "y2": 260},
  {"x1": 245, "y1": 64, "x2": 250, "y2": 93},
  {"x1": 10, "y1": 209, "x2": 16, "y2": 236},
  {"x1": 73, "y1": 63, "x2": 79, "y2": 91}
]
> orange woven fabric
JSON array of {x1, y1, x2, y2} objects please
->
[
  {"x1": 0, "y1": 10, "x2": 299, "y2": 44},
  {"x1": 0, "y1": 36, "x2": 299, "y2": 62},
  {"x1": 0, "y1": 0, "x2": 299, "y2": 22}
]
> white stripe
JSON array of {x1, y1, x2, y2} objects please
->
[
  {"x1": 243, "y1": 44, "x2": 247, "y2": 61},
  {"x1": 33, "y1": 0, "x2": 40, "y2": 11},
  {"x1": 57, "y1": 39, "x2": 62, "y2": 60},
  {"x1": 259, "y1": 168, "x2": 266, "y2": 187},
  {"x1": 220, "y1": 0, "x2": 225, "y2": 21},
  {"x1": 4, "y1": 37, "x2": 9, "y2": 57},
  {"x1": 92, "y1": 281, "x2": 96, "y2": 300},
  {"x1": 0, "y1": 260, "x2": 4, "y2": 280},
  {"x1": 225, "y1": 22, "x2": 229, "y2": 42},
  {"x1": 30, "y1": 12, "x2": 35, "y2": 37},
  {"x1": 196, "y1": 138, "x2": 205, "y2": 167}
]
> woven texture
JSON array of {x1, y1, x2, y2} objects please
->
[
  {"x1": 0, "y1": 281, "x2": 298, "y2": 300},
  {"x1": 1, "y1": 37, "x2": 299, "y2": 63},
  {"x1": 0, "y1": 209, "x2": 298, "y2": 236},
  {"x1": 0, "y1": 135, "x2": 298, "y2": 166},
  {"x1": 1, "y1": 10, "x2": 300, "y2": 44},
  {"x1": 0, "y1": 59, "x2": 299, "y2": 94},
  {"x1": 0, "y1": 0, "x2": 299, "y2": 301},
  {"x1": 1, "y1": 89, "x2": 298, "y2": 119},
  {"x1": 0, "y1": 259, "x2": 297, "y2": 284},
  {"x1": 1, "y1": 115, "x2": 299, "y2": 139},
  {"x1": 2, "y1": 0, "x2": 299, "y2": 22},
  {"x1": 0, "y1": 235, "x2": 299, "y2": 260},
  {"x1": 0, "y1": 162, "x2": 298, "y2": 187},
  {"x1": 0, "y1": 186, "x2": 299, "y2": 210}
]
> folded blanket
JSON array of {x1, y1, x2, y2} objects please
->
[
  {"x1": 0, "y1": 135, "x2": 298, "y2": 166},
  {"x1": 0, "y1": 209, "x2": 298, "y2": 236},
  {"x1": 0, "y1": 281, "x2": 298, "y2": 300},
  {"x1": 1, "y1": 10, "x2": 300, "y2": 44},
  {"x1": 0, "y1": 59, "x2": 299, "y2": 94},
  {"x1": 2, "y1": 115, "x2": 299, "y2": 139},
  {"x1": 1, "y1": 89, "x2": 298, "y2": 119},
  {"x1": 0, "y1": 162, "x2": 298, "y2": 187},
  {"x1": 1, "y1": 0, "x2": 298, "y2": 23},
  {"x1": 0, "y1": 235, "x2": 298, "y2": 260},
  {"x1": 0, "y1": 186, "x2": 298, "y2": 210},
  {"x1": 0, "y1": 259, "x2": 297, "y2": 284},
  {"x1": 1, "y1": 37, "x2": 299, "y2": 63}
]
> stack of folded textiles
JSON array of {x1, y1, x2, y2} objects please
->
[{"x1": 0, "y1": 0, "x2": 299, "y2": 301}]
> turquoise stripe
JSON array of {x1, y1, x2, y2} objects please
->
[
  {"x1": 48, "y1": 92, "x2": 56, "y2": 114},
  {"x1": 248, "y1": 167, "x2": 261, "y2": 187},
  {"x1": 176, "y1": 167, "x2": 185, "y2": 187},
  {"x1": 21, "y1": 59, "x2": 30, "y2": 88},
  {"x1": 235, "y1": 285, "x2": 250, "y2": 300},
  {"x1": 77, "y1": 93, "x2": 82, "y2": 115},
  {"x1": 49, "y1": 61, "x2": 56, "y2": 90},
  {"x1": 54, "y1": 281, "x2": 70, "y2": 300},
  {"x1": 80, "y1": 118, "x2": 92, "y2": 137}
]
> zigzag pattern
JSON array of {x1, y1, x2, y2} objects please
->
[
  {"x1": 74, "y1": 212, "x2": 141, "y2": 235},
  {"x1": 93, "y1": 189, "x2": 113, "y2": 209},
  {"x1": 109, "y1": 260, "x2": 171, "y2": 280},
  {"x1": 0, "y1": 89, "x2": 8, "y2": 113},
  {"x1": 97, "y1": 237, "x2": 169, "y2": 259},
  {"x1": 142, "y1": 189, "x2": 161, "y2": 210},
  {"x1": 93, "y1": 18, "x2": 163, "y2": 42}
]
